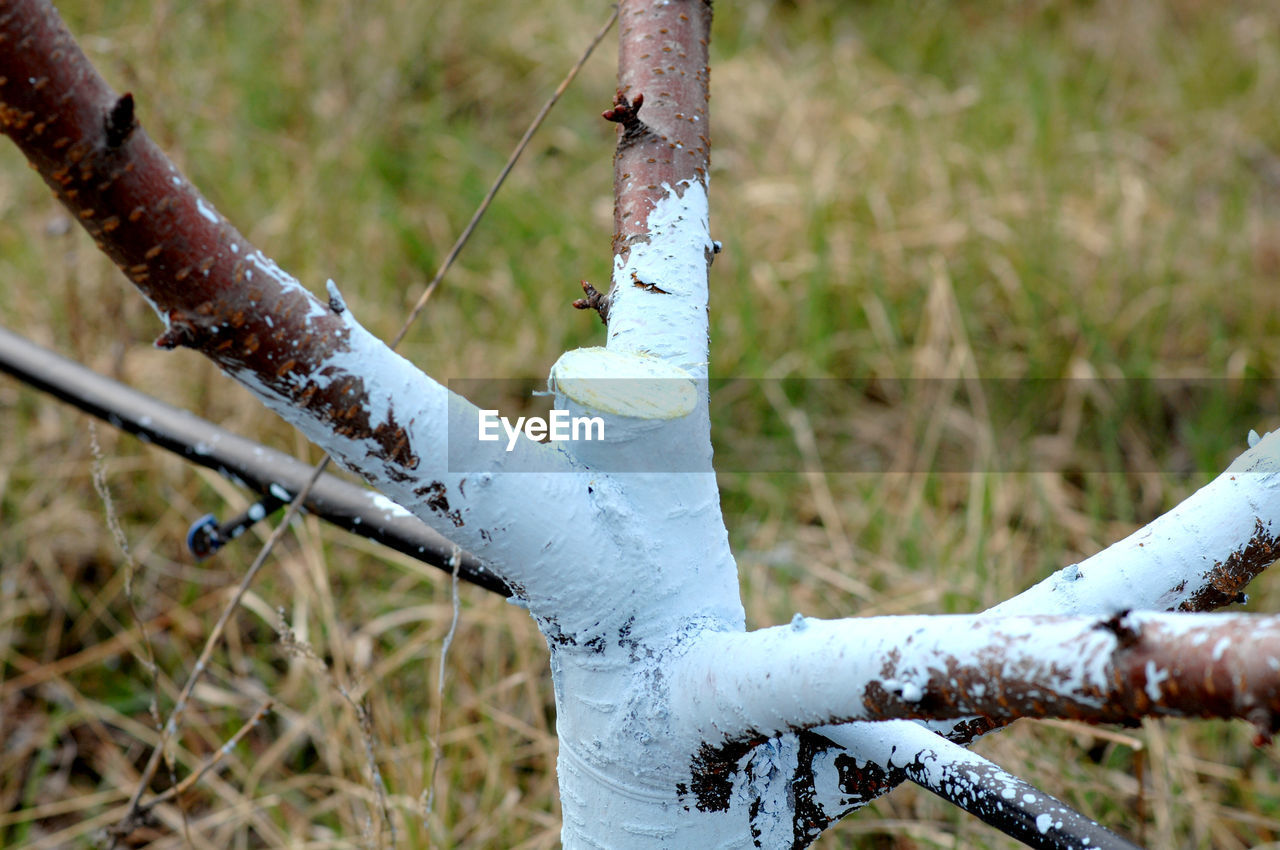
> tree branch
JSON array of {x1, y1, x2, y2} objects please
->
[
  {"x1": 989, "y1": 433, "x2": 1280, "y2": 618},
  {"x1": 791, "y1": 434, "x2": 1280, "y2": 844},
  {"x1": 601, "y1": 0, "x2": 715, "y2": 378},
  {"x1": 0, "y1": 323, "x2": 513, "y2": 594},
  {"x1": 817, "y1": 720, "x2": 1142, "y2": 850},
  {"x1": 675, "y1": 611, "x2": 1280, "y2": 746},
  {"x1": 0, "y1": 0, "x2": 609, "y2": 600}
]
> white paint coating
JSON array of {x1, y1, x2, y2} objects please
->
[
  {"x1": 370, "y1": 493, "x2": 412, "y2": 519},
  {"x1": 606, "y1": 180, "x2": 714, "y2": 379},
  {"x1": 549, "y1": 347, "x2": 696, "y2": 419},
  {"x1": 989, "y1": 431, "x2": 1280, "y2": 617},
  {"x1": 149, "y1": 148, "x2": 1280, "y2": 848},
  {"x1": 672, "y1": 611, "x2": 1280, "y2": 752}
]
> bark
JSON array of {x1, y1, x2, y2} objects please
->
[
  {"x1": 604, "y1": 0, "x2": 716, "y2": 379},
  {"x1": 0, "y1": 0, "x2": 609, "y2": 604},
  {"x1": 7, "y1": 1, "x2": 1280, "y2": 848},
  {"x1": 675, "y1": 612, "x2": 1280, "y2": 741},
  {"x1": 788, "y1": 438, "x2": 1280, "y2": 844},
  {"x1": 819, "y1": 720, "x2": 1143, "y2": 850}
]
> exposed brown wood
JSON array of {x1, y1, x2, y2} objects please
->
[
  {"x1": 0, "y1": 0, "x2": 415, "y2": 474},
  {"x1": 610, "y1": 0, "x2": 712, "y2": 260}
]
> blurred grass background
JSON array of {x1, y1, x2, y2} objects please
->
[{"x1": 2, "y1": 0, "x2": 1280, "y2": 847}]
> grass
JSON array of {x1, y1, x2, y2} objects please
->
[{"x1": 2, "y1": 0, "x2": 1280, "y2": 847}]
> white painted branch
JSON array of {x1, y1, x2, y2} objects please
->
[
  {"x1": 221, "y1": 292, "x2": 620, "y2": 606},
  {"x1": 606, "y1": 179, "x2": 715, "y2": 380},
  {"x1": 816, "y1": 720, "x2": 1142, "y2": 850},
  {"x1": 793, "y1": 431, "x2": 1280, "y2": 843},
  {"x1": 672, "y1": 612, "x2": 1280, "y2": 745},
  {"x1": 988, "y1": 431, "x2": 1280, "y2": 616}
]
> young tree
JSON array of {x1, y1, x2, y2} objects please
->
[{"x1": 3, "y1": 1, "x2": 1280, "y2": 847}]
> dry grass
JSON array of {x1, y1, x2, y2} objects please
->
[{"x1": 3, "y1": 0, "x2": 1280, "y2": 847}]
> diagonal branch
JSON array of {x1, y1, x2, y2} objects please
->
[
  {"x1": 0, "y1": 0, "x2": 606, "y2": 597},
  {"x1": 988, "y1": 434, "x2": 1280, "y2": 618},
  {"x1": 794, "y1": 433, "x2": 1280, "y2": 845},
  {"x1": 818, "y1": 720, "x2": 1142, "y2": 850},
  {"x1": 0, "y1": 323, "x2": 511, "y2": 594}
]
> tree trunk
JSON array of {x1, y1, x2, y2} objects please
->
[{"x1": 4, "y1": 1, "x2": 1280, "y2": 847}]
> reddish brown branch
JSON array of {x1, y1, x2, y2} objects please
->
[
  {"x1": 610, "y1": 0, "x2": 712, "y2": 259},
  {"x1": 0, "y1": 0, "x2": 415, "y2": 473},
  {"x1": 860, "y1": 613, "x2": 1280, "y2": 739}
]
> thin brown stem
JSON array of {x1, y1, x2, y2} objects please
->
[
  {"x1": 611, "y1": 0, "x2": 712, "y2": 259},
  {"x1": 131, "y1": 700, "x2": 274, "y2": 816}
]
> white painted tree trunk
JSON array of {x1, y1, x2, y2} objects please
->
[
  {"x1": 260, "y1": 176, "x2": 1280, "y2": 847},
  {"x1": 7, "y1": 1, "x2": 1280, "y2": 846}
]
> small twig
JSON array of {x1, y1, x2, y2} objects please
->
[
  {"x1": 90, "y1": 422, "x2": 189, "y2": 844},
  {"x1": 277, "y1": 610, "x2": 395, "y2": 847},
  {"x1": 110, "y1": 457, "x2": 331, "y2": 846},
  {"x1": 423, "y1": 547, "x2": 463, "y2": 839},
  {"x1": 572, "y1": 279, "x2": 610, "y2": 324},
  {"x1": 346, "y1": 685, "x2": 395, "y2": 847},
  {"x1": 87, "y1": 423, "x2": 157, "y2": 685},
  {"x1": 389, "y1": 4, "x2": 619, "y2": 348},
  {"x1": 132, "y1": 700, "x2": 274, "y2": 815}
]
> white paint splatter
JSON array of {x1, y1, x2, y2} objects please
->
[
  {"x1": 371, "y1": 493, "x2": 412, "y2": 519},
  {"x1": 196, "y1": 197, "x2": 219, "y2": 224},
  {"x1": 1145, "y1": 660, "x2": 1170, "y2": 702}
]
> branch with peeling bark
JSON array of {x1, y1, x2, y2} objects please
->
[
  {"x1": 777, "y1": 437, "x2": 1280, "y2": 845},
  {"x1": 676, "y1": 611, "x2": 1280, "y2": 749},
  {"x1": 0, "y1": 0, "x2": 617, "y2": 606}
]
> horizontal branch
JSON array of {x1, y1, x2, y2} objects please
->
[
  {"x1": 809, "y1": 432, "x2": 1280, "y2": 836},
  {"x1": 922, "y1": 431, "x2": 1280, "y2": 744},
  {"x1": 675, "y1": 612, "x2": 1280, "y2": 746}
]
